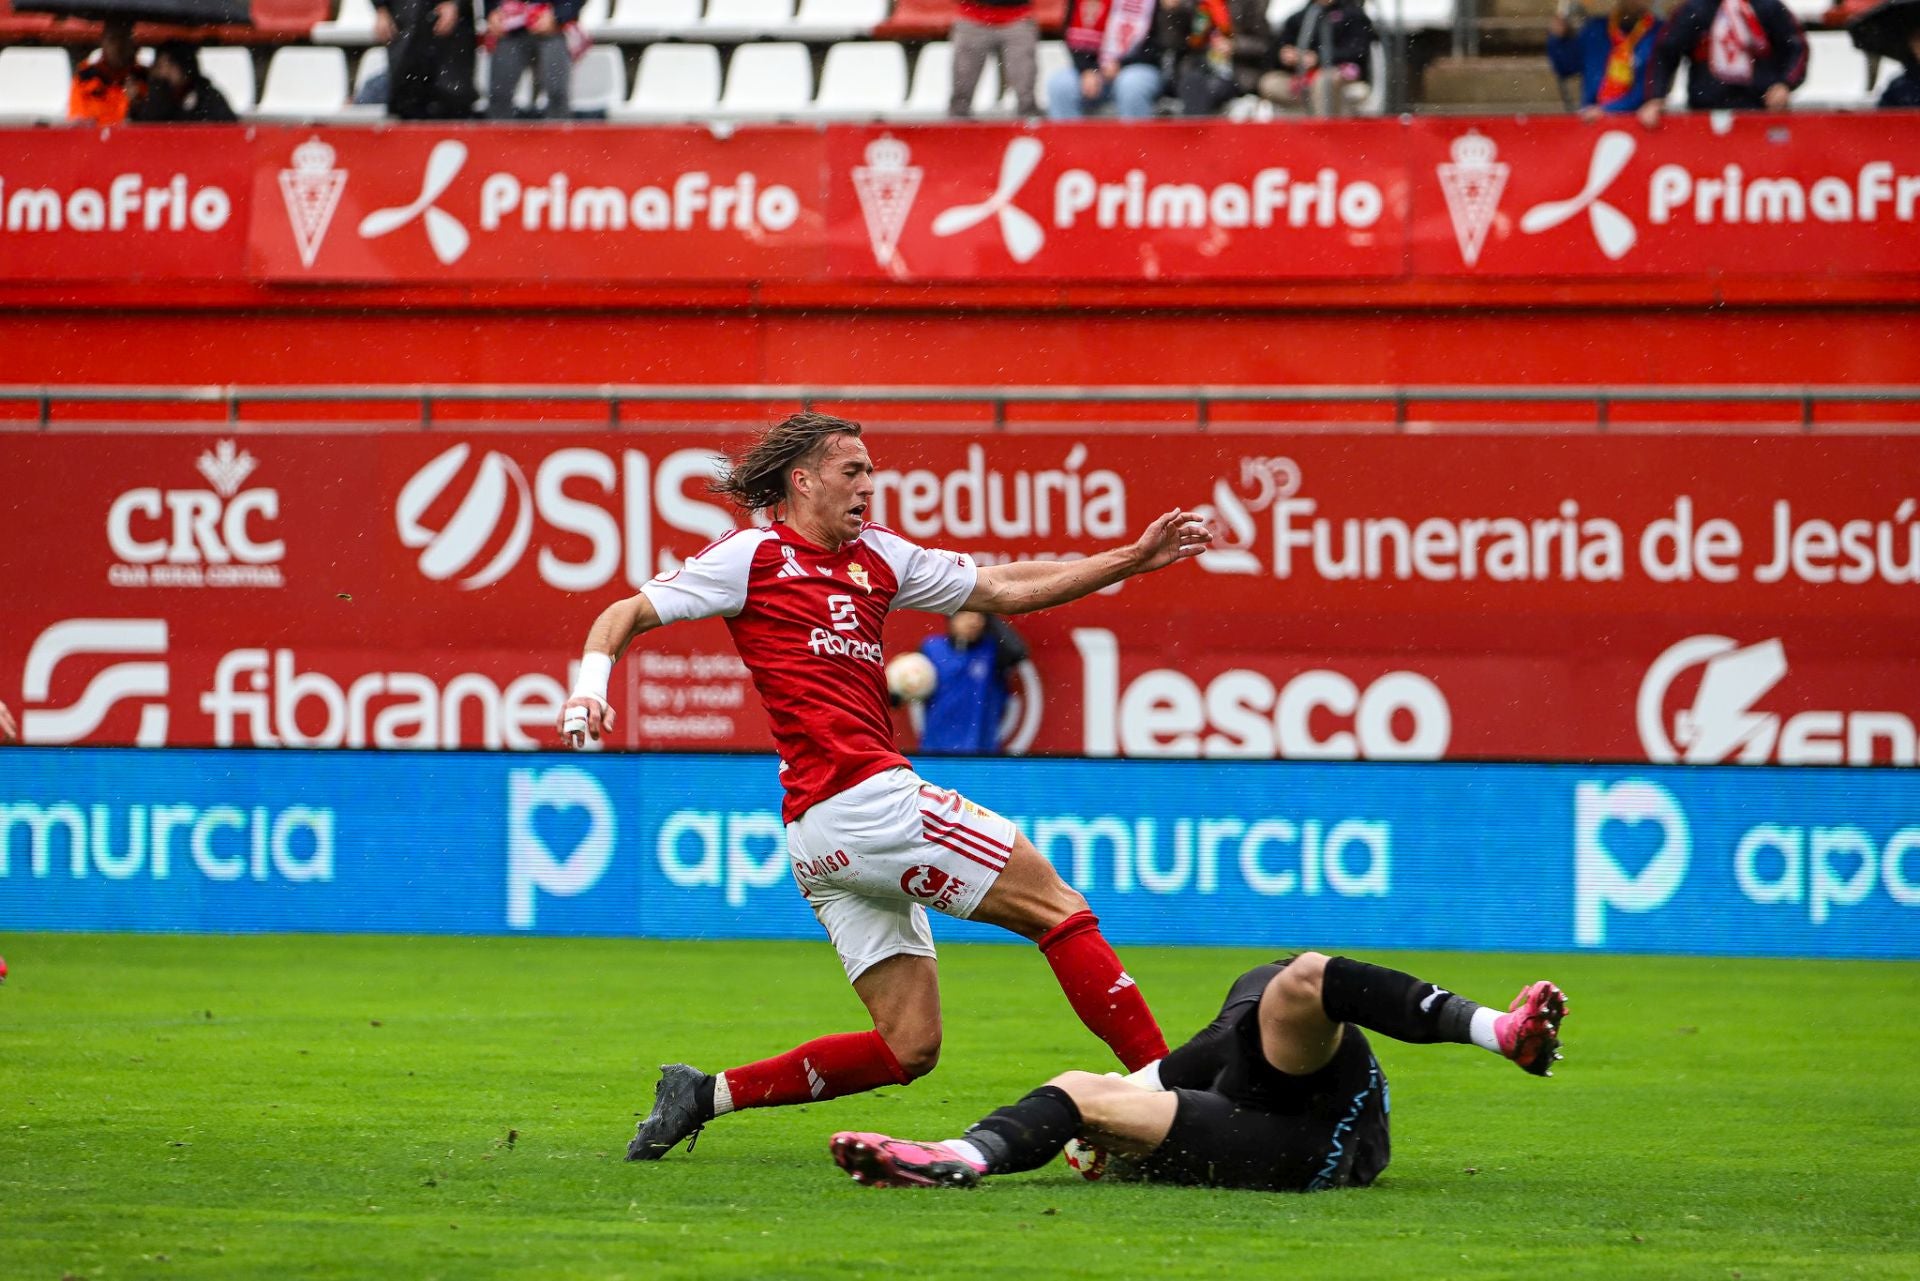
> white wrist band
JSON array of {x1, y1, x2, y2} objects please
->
[{"x1": 572, "y1": 651, "x2": 613, "y2": 703}]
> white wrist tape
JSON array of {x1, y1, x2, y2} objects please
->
[{"x1": 572, "y1": 651, "x2": 613, "y2": 704}]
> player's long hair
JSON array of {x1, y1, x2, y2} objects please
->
[{"x1": 710, "y1": 412, "x2": 863, "y2": 514}]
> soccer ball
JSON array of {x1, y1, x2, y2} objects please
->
[
  {"x1": 1061, "y1": 1138, "x2": 1108, "y2": 1181},
  {"x1": 886, "y1": 652, "x2": 938, "y2": 703}
]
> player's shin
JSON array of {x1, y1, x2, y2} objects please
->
[
  {"x1": 713, "y1": 1030, "x2": 909, "y2": 1113},
  {"x1": 1320, "y1": 957, "x2": 1495, "y2": 1049},
  {"x1": 957, "y1": 1085, "x2": 1084, "y2": 1176},
  {"x1": 1036, "y1": 911, "x2": 1170, "y2": 1072}
]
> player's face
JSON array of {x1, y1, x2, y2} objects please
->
[{"x1": 795, "y1": 434, "x2": 875, "y2": 546}]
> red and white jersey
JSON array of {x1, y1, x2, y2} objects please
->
[{"x1": 640, "y1": 522, "x2": 978, "y2": 822}]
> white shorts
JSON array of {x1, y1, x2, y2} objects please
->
[{"x1": 786, "y1": 766, "x2": 1018, "y2": 983}]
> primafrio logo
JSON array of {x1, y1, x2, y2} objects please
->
[
  {"x1": 359, "y1": 139, "x2": 472, "y2": 266},
  {"x1": 1520, "y1": 130, "x2": 1639, "y2": 261},
  {"x1": 1637, "y1": 634, "x2": 1919, "y2": 766},
  {"x1": 106, "y1": 439, "x2": 285, "y2": 588},
  {"x1": 395, "y1": 442, "x2": 533, "y2": 590},
  {"x1": 932, "y1": 136, "x2": 1047, "y2": 264},
  {"x1": 20, "y1": 618, "x2": 170, "y2": 745}
]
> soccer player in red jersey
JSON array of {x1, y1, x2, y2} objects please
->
[{"x1": 557, "y1": 412, "x2": 1212, "y2": 1160}]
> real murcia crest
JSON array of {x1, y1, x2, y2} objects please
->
[
  {"x1": 846, "y1": 562, "x2": 871, "y2": 592},
  {"x1": 1436, "y1": 131, "x2": 1508, "y2": 267},
  {"x1": 851, "y1": 135, "x2": 922, "y2": 270},
  {"x1": 279, "y1": 137, "x2": 347, "y2": 269}
]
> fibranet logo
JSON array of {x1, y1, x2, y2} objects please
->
[
  {"x1": 20, "y1": 618, "x2": 170, "y2": 746},
  {"x1": 1638, "y1": 635, "x2": 1918, "y2": 766},
  {"x1": 106, "y1": 439, "x2": 285, "y2": 588}
]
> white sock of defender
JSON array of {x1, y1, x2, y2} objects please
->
[
  {"x1": 1123, "y1": 1060, "x2": 1164, "y2": 1091},
  {"x1": 1469, "y1": 1007, "x2": 1502, "y2": 1055},
  {"x1": 711, "y1": 1072, "x2": 736, "y2": 1117},
  {"x1": 943, "y1": 1138, "x2": 988, "y2": 1168}
]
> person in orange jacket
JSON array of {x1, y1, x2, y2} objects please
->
[{"x1": 69, "y1": 17, "x2": 149, "y2": 125}]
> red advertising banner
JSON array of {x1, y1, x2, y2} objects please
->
[
  {"x1": 3, "y1": 430, "x2": 1915, "y2": 765},
  {"x1": 3, "y1": 116, "x2": 1916, "y2": 284}
]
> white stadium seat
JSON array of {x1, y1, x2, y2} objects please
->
[
  {"x1": 614, "y1": 41, "x2": 723, "y2": 119},
  {"x1": 714, "y1": 40, "x2": 812, "y2": 118},
  {"x1": 810, "y1": 40, "x2": 908, "y2": 117},
  {"x1": 788, "y1": 0, "x2": 886, "y2": 39},
  {"x1": 1796, "y1": 30, "x2": 1879, "y2": 107},
  {"x1": 599, "y1": 0, "x2": 702, "y2": 39},
  {"x1": 900, "y1": 40, "x2": 999, "y2": 118},
  {"x1": 1031, "y1": 39, "x2": 1070, "y2": 110},
  {"x1": 700, "y1": 0, "x2": 797, "y2": 40},
  {"x1": 570, "y1": 43, "x2": 628, "y2": 114},
  {"x1": 1359, "y1": 0, "x2": 1454, "y2": 29},
  {"x1": 312, "y1": 0, "x2": 379, "y2": 46},
  {"x1": 575, "y1": 0, "x2": 612, "y2": 30},
  {"x1": 354, "y1": 42, "x2": 388, "y2": 97},
  {"x1": 255, "y1": 46, "x2": 350, "y2": 119},
  {"x1": 0, "y1": 47, "x2": 72, "y2": 123},
  {"x1": 198, "y1": 46, "x2": 257, "y2": 114},
  {"x1": 1782, "y1": 0, "x2": 1833, "y2": 19}
]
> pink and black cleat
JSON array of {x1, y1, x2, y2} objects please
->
[
  {"x1": 1494, "y1": 980, "x2": 1568, "y2": 1076},
  {"x1": 830, "y1": 1132, "x2": 985, "y2": 1188}
]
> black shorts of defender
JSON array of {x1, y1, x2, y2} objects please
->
[{"x1": 1132, "y1": 965, "x2": 1391, "y2": 1192}]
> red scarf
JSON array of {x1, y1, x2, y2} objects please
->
[
  {"x1": 1066, "y1": 0, "x2": 1156, "y2": 63},
  {"x1": 1596, "y1": 11, "x2": 1652, "y2": 105},
  {"x1": 483, "y1": 1, "x2": 592, "y2": 61}
]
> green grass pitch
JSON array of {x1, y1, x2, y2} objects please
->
[{"x1": 2, "y1": 934, "x2": 1916, "y2": 1280}]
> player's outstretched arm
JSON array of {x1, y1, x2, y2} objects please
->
[
  {"x1": 963, "y1": 508, "x2": 1211, "y2": 616},
  {"x1": 556, "y1": 593, "x2": 666, "y2": 747}
]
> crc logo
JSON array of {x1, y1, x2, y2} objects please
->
[
  {"x1": 900, "y1": 863, "x2": 967, "y2": 911},
  {"x1": 21, "y1": 618, "x2": 169, "y2": 745},
  {"x1": 1638, "y1": 635, "x2": 1918, "y2": 766},
  {"x1": 106, "y1": 439, "x2": 285, "y2": 589},
  {"x1": 507, "y1": 766, "x2": 616, "y2": 930},
  {"x1": 395, "y1": 443, "x2": 735, "y2": 593}
]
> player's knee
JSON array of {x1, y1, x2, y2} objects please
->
[
  {"x1": 891, "y1": 1031, "x2": 942, "y2": 1081},
  {"x1": 1266, "y1": 951, "x2": 1330, "y2": 1013}
]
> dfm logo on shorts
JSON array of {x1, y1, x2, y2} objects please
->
[
  {"x1": 395, "y1": 443, "x2": 735, "y2": 592},
  {"x1": 900, "y1": 863, "x2": 968, "y2": 913},
  {"x1": 21, "y1": 618, "x2": 170, "y2": 746},
  {"x1": 507, "y1": 766, "x2": 616, "y2": 930},
  {"x1": 106, "y1": 439, "x2": 285, "y2": 589}
]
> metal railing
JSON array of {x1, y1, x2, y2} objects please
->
[{"x1": 3, "y1": 384, "x2": 1918, "y2": 431}]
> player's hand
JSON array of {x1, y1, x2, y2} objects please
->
[
  {"x1": 1128, "y1": 508, "x2": 1212, "y2": 574},
  {"x1": 0, "y1": 699, "x2": 16, "y2": 745},
  {"x1": 558, "y1": 694, "x2": 614, "y2": 747}
]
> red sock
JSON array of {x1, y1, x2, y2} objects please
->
[
  {"x1": 717, "y1": 1031, "x2": 907, "y2": 1112},
  {"x1": 1037, "y1": 910, "x2": 1169, "y2": 1072}
]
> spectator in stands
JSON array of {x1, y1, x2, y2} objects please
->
[
  {"x1": 1262, "y1": 0, "x2": 1378, "y2": 115},
  {"x1": 1157, "y1": 0, "x2": 1274, "y2": 115},
  {"x1": 68, "y1": 17, "x2": 148, "y2": 126},
  {"x1": 485, "y1": 0, "x2": 587, "y2": 119},
  {"x1": 1547, "y1": 0, "x2": 1662, "y2": 117},
  {"x1": 131, "y1": 41, "x2": 238, "y2": 122},
  {"x1": 1878, "y1": 27, "x2": 1920, "y2": 106},
  {"x1": 1048, "y1": 0, "x2": 1167, "y2": 118},
  {"x1": 374, "y1": 0, "x2": 478, "y2": 119},
  {"x1": 1640, "y1": 0, "x2": 1807, "y2": 124},
  {"x1": 917, "y1": 612, "x2": 1030, "y2": 755},
  {"x1": 952, "y1": 0, "x2": 1040, "y2": 117}
]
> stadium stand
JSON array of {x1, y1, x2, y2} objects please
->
[
  {"x1": 1797, "y1": 28, "x2": 1883, "y2": 105},
  {"x1": 254, "y1": 43, "x2": 350, "y2": 119},
  {"x1": 310, "y1": 0, "x2": 376, "y2": 45},
  {"x1": 0, "y1": 45, "x2": 69, "y2": 121},
  {"x1": 598, "y1": 0, "x2": 703, "y2": 41},
  {"x1": 789, "y1": 0, "x2": 889, "y2": 38},
  {"x1": 714, "y1": 39, "x2": 814, "y2": 117},
  {"x1": 572, "y1": 42, "x2": 628, "y2": 114},
  {"x1": 613, "y1": 40, "x2": 724, "y2": 119},
  {"x1": 899, "y1": 38, "x2": 1000, "y2": 115},
  {"x1": 811, "y1": 39, "x2": 910, "y2": 116},
  {"x1": 199, "y1": 44, "x2": 258, "y2": 114},
  {"x1": 700, "y1": 0, "x2": 799, "y2": 40}
]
